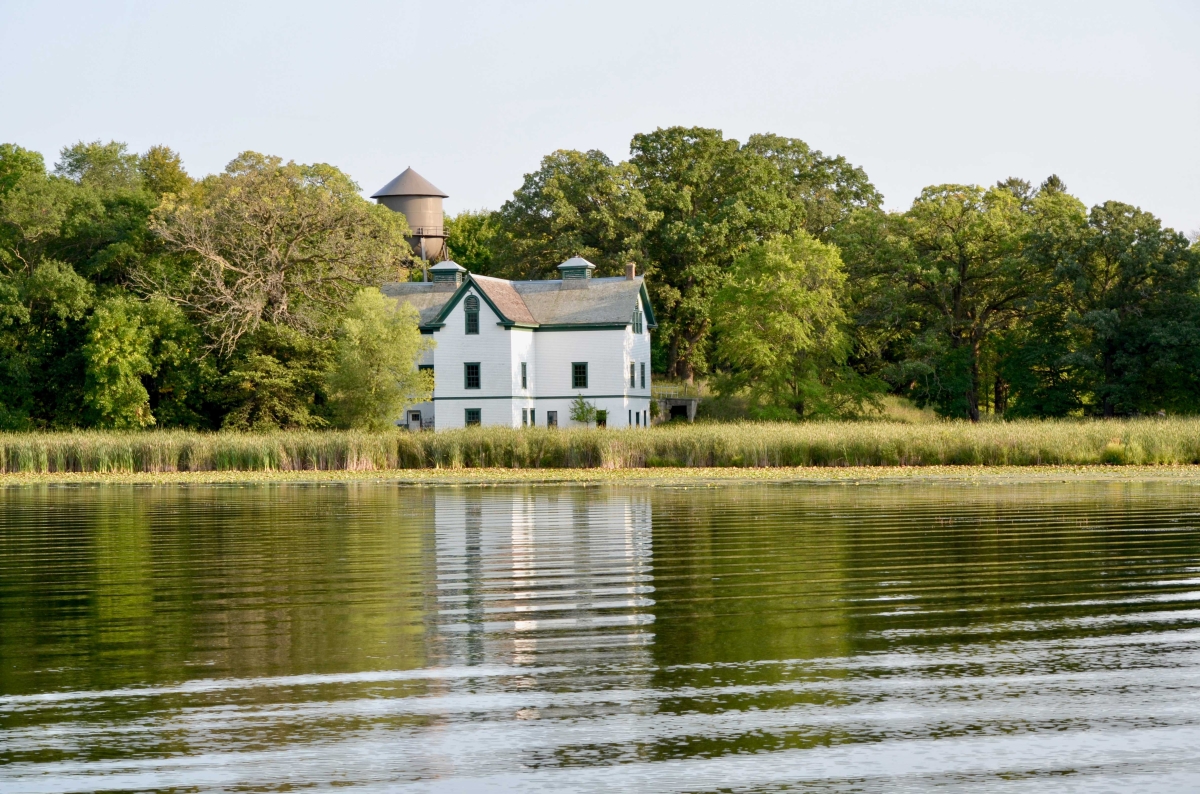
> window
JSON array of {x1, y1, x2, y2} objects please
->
[
  {"x1": 465, "y1": 408, "x2": 481, "y2": 426},
  {"x1": 522, "y1": 408, "x2": 529, "y2": 427},
  {"x1": 640, "y1": 362, "x2": 646, "y2": 389},
  {"x1": 547, "y1": 411, "x2": 558, "y2": 428},
  {"x1": 464, "y1": 294, "x2": 479, "y2": 335},
  {"x1": 633, "y1": 309, "x2": 643, "y2": 334},
  {"x1": 521, "y1": 361, "x2": 527, "y2": 389},
  {"x1": 464, "y1": 362, "x2": 481, "y2": 389},
  {"x1": 572, "y1": 362, "x2": 588, "y2": 389},
  {"x1": 630, "y1": 363, "x2": 636, "y2": 388},
  {"x1": 530, "y1": 409, "x2": 536, "y2": 426},
  {"x1": 628, "y1": 409, "x2": 632, "y2": 426},
  {"x1": 418, "y1": 364, "x2": 434, "y2": 373}
]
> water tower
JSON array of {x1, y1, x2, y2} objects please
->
[{"x1": 371, "y1": 167, "x2": 448, "y2": 262}]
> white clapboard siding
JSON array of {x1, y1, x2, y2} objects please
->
[{"x1": 433, "y1": 286, "x2": 514, "y2": 429}]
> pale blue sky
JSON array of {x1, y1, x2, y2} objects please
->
[{"x1": 2, "y1": 1, "x2": 1198, "y2": 232}]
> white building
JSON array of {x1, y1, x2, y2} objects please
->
[{"x1": 383, "y1": 256, "x2": 656, "y2": 430}]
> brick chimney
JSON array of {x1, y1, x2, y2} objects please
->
[{"x1": 625, "y1": 262, "x2": 636, "y2": 280}]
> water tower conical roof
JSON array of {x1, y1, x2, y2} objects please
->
[{"x1": 371, "y1": 167, "x2": 448, "y2": 198}]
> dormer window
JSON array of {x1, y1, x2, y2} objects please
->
[{"x1": 464, "y1": 294, "x2": 480, "y2": 335}]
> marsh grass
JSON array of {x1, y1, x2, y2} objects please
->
[{"x1": 3, "y1": 419, "x2": 1200, "y2": 473}]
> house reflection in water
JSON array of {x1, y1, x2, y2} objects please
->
[{"x1": 432, "y1": 489, "x2": 655, "y2": 667}]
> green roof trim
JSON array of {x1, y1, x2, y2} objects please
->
[
  {"x1": 419, "y1": 273, "x2": 657, "y2": 333},
  {"x1": 639, "y1": 283, "x2": 658, "y2": 328},
  {"x1": 430, "y1": 275, "x2": 515, "y2": 327}
]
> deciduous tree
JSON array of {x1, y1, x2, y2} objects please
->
[
  {"x1": 81, "y1": 296, "x2": 154, "y2": 428},
  {"x1": 326, "y1": 288, "x2": 433, "y2": 430},
  {"x1": 493, "y1": 149, "x2": 658, "y2": 280},
  {"x1": 711, "y1": 233, "x2": 876, "y2": 418},
  {"x1": 858, "y1": 184, "x2": 1037, "y2": 420},
  {"x1": 147, "y1": 152, "x2": 411, "y2": 354}
]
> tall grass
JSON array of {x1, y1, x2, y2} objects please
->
[{"x1": 3, "y1": 420, "x2": 1200, "y2": 473}]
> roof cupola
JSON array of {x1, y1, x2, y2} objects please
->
[
  {"x1": 557, "y1": 256, "x2": 596, "y2": 289},
  {"x1": 429, "y1": 260, "x2": 466, "y2": 291}
]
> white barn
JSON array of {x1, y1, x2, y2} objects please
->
[{"x1": 383, "y1": 256, "x2": 656, "y2": 430}]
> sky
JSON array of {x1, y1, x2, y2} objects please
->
[{"x1": 2, "y1": 0, "x2": 1198, "y2": 233}]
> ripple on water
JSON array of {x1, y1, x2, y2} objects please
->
[{"x1": 2, "y1": 482, "x2": 1200, "y2": 792}]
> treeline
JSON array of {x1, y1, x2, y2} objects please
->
[
  {"x1": 447, "y1": 128, "x2": 1200, "y2": 420},
  {"x1": 2, "y1": 129, "x2": 1198, "y2": 430},
  {"x1": 0, "y1": 142, "x2": 431, "y2": 431}
]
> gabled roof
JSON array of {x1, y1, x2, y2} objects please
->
[
  {"x1": 371, "y1": 167, "x2": 448, "y2": 198},
  {"x1": 379, "y1": 282, "x2": 454, "y2": 326},
  {"x1": 382, "y1": 273, "x2": 656, "y2": 331},
  {"x1": 472, "y1": 275, "x2": 537, "y2": 325},
  {"x1": 513, "y1": 278, "x2": 651, "y2": 326}
]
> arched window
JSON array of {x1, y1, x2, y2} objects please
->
[{"x1": 464, "y1": 294, "x2": 480, "y2": 335}]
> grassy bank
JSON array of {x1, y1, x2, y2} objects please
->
[{"x1": 3, "y1": 420, "x2": 1200, "y2": 474}]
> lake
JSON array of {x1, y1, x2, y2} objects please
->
[{"x1": 3, "y1": 480, "x2": 1200, "y2": 792}]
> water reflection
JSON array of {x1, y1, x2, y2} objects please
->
[
  {"x1": 2, "y1": 482, "x2": 1200, "y2": 791},
  {"x1": 432, "y1": 490, "x2": 654, "y2": 667}
]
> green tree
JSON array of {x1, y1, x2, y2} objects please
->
[
  {"x1": 148, "y1": 151, "x2": 412, "y2": 354},
  {"x1": 633, "y1": 127, "x2": 782, "y2": 380},
  {"x1": 0, "y1": 141, "x2": 209, "y2": 428},
  {"x1": 82, "y1": 296, "x2": 154, "y2": 428},
  {"x1": 743, "y1": 133, "x2": 882, "y2": 239},
  {"x1": 0, "y1": 144, "x2": 46, "y2": 195},
  {"x1": 493, "y1": 149, "x2": 659, "y2": 280},
  {"x1": 0, "y1": 260, "x2": 95, "y2": 427},
  {"x1": 218, "y1": 326, "x2": 331, "y2": 430},
  {"x1": 569, "y1": 394, "x2": 597, "y2": 427},
  {"x1": 445, "y1": 209, "x2": 501, "y2": 275},
  {"x1": 1010, "y1": 200, "x2": 1200, "y2": 416},
  {"x1": 846, "y1": 184, "x2": 1038, "y2": 420},
  {"x1": 993, "y1": 180, "x2": 1092, "y2": 417},
  {"x1": 0, "y1": 157, "x2": 72, "y2": 275},
  {"x1": 54, "y1": 140, "x2": 142, "y2": 192},
  {"x1": 138, "y1": 145, "x2": 192, "y2": 198},
  {"x1": 139, "y1": 296, "x2": 216, "y2": 428},
  {"x1": 711, "y1": 233, "x2": 875, "y2": 419},
  {"x1": 326, "y1": 288, "x2": 433, "y2": 430}
]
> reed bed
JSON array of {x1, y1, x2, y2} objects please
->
[{"x1": 3, "y1": 419, "x2": 1200, "y2": 474}]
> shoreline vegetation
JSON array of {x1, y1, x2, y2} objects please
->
[
  {"x1": 5, "y1": 420, "x2": 1200, "y2": 478},
  {"x1": 6, "y1": 465, "x2": 1200, "y2": 488}
]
